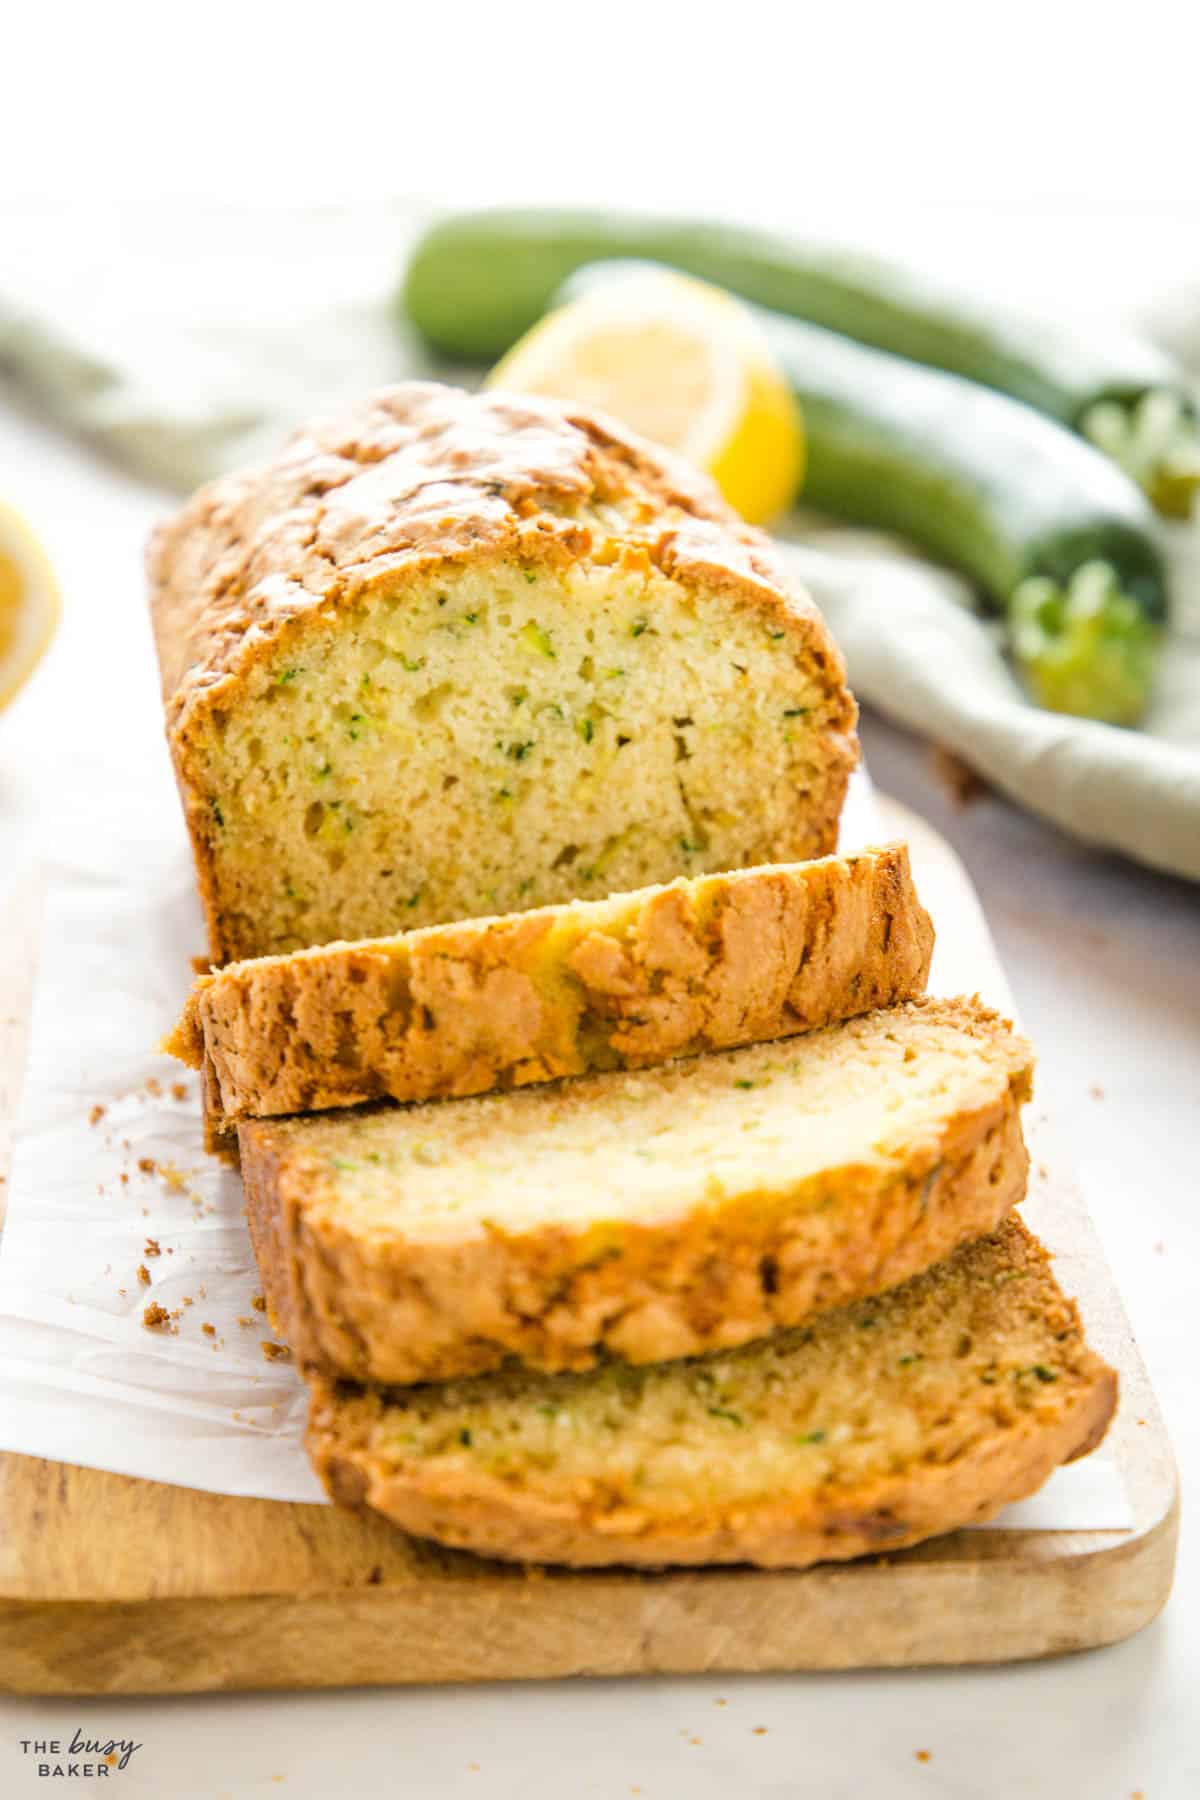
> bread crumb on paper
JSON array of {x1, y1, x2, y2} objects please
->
[
  {"x1": 142, "y1": 1302, "x2": 172, "y2": 1331},
  {"x1": 171, "y1": 1082, "x2": 189, "y2": 1102},
  {"x1": 88, "y1": 1103, "x2": 106, "y2": 1126},
  {"x1": 202, "y1": 1322, "x2": 217, "y2": 1337},
  {"x1": 144, "y1": 1238, "x2": 161, "y2": 1257},
  {"x1": 915, "y1": 1749, "x2": 932, "y2": 1764},
  {"x1": 136, "y1": 1264, "x2": 151, "y2": 1287},
  {"x1": 252, "y1": 1293, "x2": 267, "y2": 1313},
  {"x1": 262, "y1": 1340, "x2": 291, "y2": 1362},
  {"x1": 930, "y1": 744, "x2": 986, "y2": 809}
]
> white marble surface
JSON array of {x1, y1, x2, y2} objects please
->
[{"x1": 0, "y1": 338, "x2": 1198, "y2": 1800}]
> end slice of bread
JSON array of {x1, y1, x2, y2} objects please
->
[
  {"x1": 306, "y1": 1216, "x2": 1117, "y2": 1570},
  {"x1": 168, "y1": 843, "x2": 933, "y2": 1130},
  {"x1": 241, "y1": 997, "x2": 1032, "y2": 1383}
]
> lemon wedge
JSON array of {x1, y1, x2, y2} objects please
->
[
  {"x1": 488, "y1": 270, "x2": 805, "y2": 525},
  {"x1": 0, "y1": 500, "x2": 59, "y2": 713}
]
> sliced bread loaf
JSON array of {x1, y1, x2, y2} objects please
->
[
  {"x1": 168, "y1": 844, "x2": 933, "y2": 1129},
  {"x1": 148, "y1": 382, "x2": 857, "y2": 963},
  {"x1": 241, "y1": 998, "x2": 1032, "y2": 1383},
  {"x1": 307, "y1": 1216, "x2": 1117, "y2": 1569}
]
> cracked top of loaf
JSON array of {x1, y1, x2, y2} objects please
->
[{"x1": 149, "y1": 381, "x2": 849, "y2": 738}]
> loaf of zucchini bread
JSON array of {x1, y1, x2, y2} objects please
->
[
  {"x1": 240, "y1": 998, "x2": 1032, "y2": 1383},
  {"x1": 148, "y1": 382, "x2": 858, "y2": 964},
  {"x1": 167, "y1": 843, "x2": 932, "y2": 1129},
  {"x1": 307, "y1": 1216, "x2": 1116, "y2": 1569}
]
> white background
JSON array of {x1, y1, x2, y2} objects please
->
[
  {"x1": 2, "y1": 2, "x2": 1196, "y2": 222},
  {"x1": 2, "y1": 4, "x2": 1199, "y2": 1795}
]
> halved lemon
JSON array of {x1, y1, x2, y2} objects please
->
[
  {"x1": 0, "y1": 500, "x2": 59, "y2": 712},
  {"x1": 488, "y1": 270, "x2": 805, "y2": 525}
]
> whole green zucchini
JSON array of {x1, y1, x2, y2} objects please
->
[
  {"x1": 555, "y1": 262, "x2": 1168, "y2": 725},
  {"x1": 403, "y1": 208, "x2": 1200, "y2": 518}
]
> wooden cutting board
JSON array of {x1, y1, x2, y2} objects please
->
[{"x1": 0, "y1": 797, "x2": 1178, "y2": 1696}]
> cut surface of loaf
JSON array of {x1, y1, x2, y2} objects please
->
[
  {"x1": 148, "y1": 382, "x2": 857, "y2": 963},
  {"x1": 241, "y1": 998, "x2": 1032, "y2": 1383},
  {"x1": 168, "y1": 843, "x2": 933, "y2": 1128},
  {"x1": 307, "y1": 1216, "x2": 1117, "y2": 1569}
]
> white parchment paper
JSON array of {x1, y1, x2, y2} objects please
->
[{"x1": 0, "y1": 774, "x2": 1132, "y2": 1527}]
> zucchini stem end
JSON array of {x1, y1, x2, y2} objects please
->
[
  {"x1": 1009, "y1": 560, "x2": 1164, "y2": 726},
  {"x1": 1082, "y1": 391, "x2": 1200, "y2": 521}
]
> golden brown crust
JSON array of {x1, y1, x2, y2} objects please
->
[
  {"x1": 170, "y1": 844, "x2": 933, "y2": 1129},
  {"x1": 148, "y1": 383, "x2": 843, "y2": 734},
  {"x1": 146, "y1": 383, "x2": 857, "y2": 965},
  {"x1": 201, "y1": 1058, "x2": 241, "y2": 1165},
  {"x1": 239, "y1": 997, "x2": 1032, "y2": 1383},
  {"x1": 304, "y1": 1218, "x2": 1117, "y2": 1570},
  {"x1": 252, "y1": 1093, "x2": 1028, "y2": 1382}
]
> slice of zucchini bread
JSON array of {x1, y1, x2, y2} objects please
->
[
  {"x1": 167, "y1": 843, "x2": 933, "y2": 1129},
  {"x1": 240, "y1": 998, "x2": 1032, "y2": 1383},
  {"x1": 148, "y1": 382, "x2": 858, "y2": 964},
  {"x1": 306, "y1": 1216, "x2": 1117, "y2": 1569}
]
